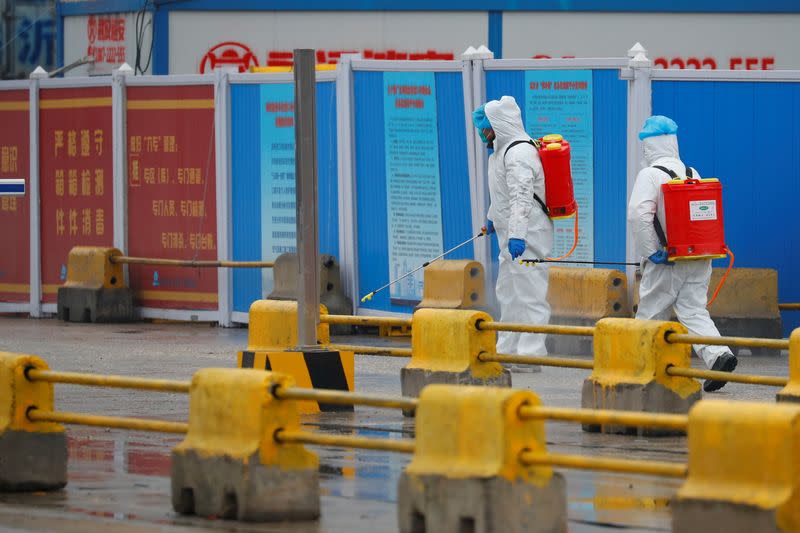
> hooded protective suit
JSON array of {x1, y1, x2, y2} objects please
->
[
  {"x1": 628, "y1": 132, "x2": 733, "y2": 369},
  {"x1": 484, "y1": 96, "x2": 554, "y2": 357}
]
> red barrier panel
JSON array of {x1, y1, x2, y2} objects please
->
[
  {"x1": 126, "y1": 85, "x2": 217, "y2": 310},
  {"x1": 39, "y1": 87, "x2": 114, "y2": 304},
  {"x1": 0, "y1": 90, "x2": 30, "y2": 303}
]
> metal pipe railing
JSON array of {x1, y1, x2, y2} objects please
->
[
  {"x1": 26, "y1": 369, "x2": 190, "y2": 393},
  {"x1": 274, "y1": 429, "x2": 415, "y2": 453},
  {"x1": 477, "y1": 321, "x2": 595, "y2": 336},
  {"x1": 519, "y1": 450, "x2": 687, "y2": 478},
  {"x1": 110, "y1": 256, "x2": 273, "y2": 268},
  {"x1": 665, "y1": 331, "x2": 789, "y2": 350},
  {"x1": 27, "y1": 409, "x2": 188, "y2": 434},
  {"x1": 518, "y1": 405, "x2": 688, "y2": 430},
  {"x1": 665, "y1": 365, "x2": 787, "y2": 387},
  {"x1": 321, "y1": 314, "x2": 412, "y2": 328},
  {"x1": 273, "y1": 386, "x2": 418, "y2": 411},
  {"x1": 479, "y1": 353, "x2": 593, "y2": 370},
  {"x1": 327, "y1": 343, "x2": 413, "y2": 358}
]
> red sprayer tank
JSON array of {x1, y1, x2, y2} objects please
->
[
  {"x1": 661, "y1": 178, "x2": 727, "y2": 260},
  {"x1": 538, "y1": 134, "x2": 577, "y2": 219}
]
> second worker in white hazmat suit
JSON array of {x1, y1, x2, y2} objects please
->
[
  {"x1": 628, "y1": 115, "x2": 736, "y2": 392},
  {"x1": 473, "y1": 96, "x2": 553, "y2": 370}
]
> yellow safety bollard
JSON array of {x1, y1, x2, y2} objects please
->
[
  {"x1": 397, "y1": 385, "x2": 567, "y2": 533},
  {"x1": 417, "y1": 259, "x2": 486, "y2": 310},
  {"x1": 581, "y1": 318, "x2": 701, "y2": 436},
  {"x1": 777, "y1": 329, "x2": 800, "y2": 403},
  {"x1": 172, "y1": 368, "x2": 319, "y2": 522},
  {"x1": 400, "y1": 309, "x2": 510, "y2": 410},
  {"x1": 57, "y1": 246, "x2": 133, "y2": 323},
  {"x1": 546, "y1": 267, "x2": 630, "y2": 356},
  {"x1": 673, "y1": 399, "x2": 800, "y2": 532},
  {"x1": 237, "y1": 300, "x2": 354, "y2": 413},
  {"x1": 0, "y1": 352, "x2": 67, "y2": 491}
]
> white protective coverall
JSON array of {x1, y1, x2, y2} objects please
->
[
  {"x1": 627, "y1": 133, "x2": 733, "y2": 368},
  {"x1": 485, "y1": 96, "x2": 554, "y2": 356}
]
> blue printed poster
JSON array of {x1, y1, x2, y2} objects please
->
[
  {"x1": 524, "y1": 70, "x2": 594, "y2": 263},
  {"x1": 383, "y1": 72, "x2": 444, "y2": 303},
  {"x1": 260, "y1": 83, "x2": 297, "y2": 296}
]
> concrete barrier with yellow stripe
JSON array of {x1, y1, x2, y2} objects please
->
[
  {"x1": 546, "y1": 267, "x2": 630, "y2": 356},
  {"x1": 57, "y1": 246, "x2": 134, "y2": 323},
  {"x1": 634, "y1": 267, "x2": 784, "y2": 355},
  {"x1": 236, "y1": 300, "x2": 354, "y2": 413}
]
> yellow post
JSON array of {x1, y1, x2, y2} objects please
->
[
  {"x1": 673, "y1": 400, "x2": 800, "y2": 532},
  {"x1": 417, "y1": 259, "x2": 485, "y2": 310},
  {"x1": 398, "y1": 385, "x2": 567, "y2": 533},
  {"x1": 58, "y1": 246, "x2": 133, "y2": 322},
  {"x1": 0, "y1": 352, "x2": 67, "y2": 491},
  {"x1": 581, "y1": 318, "x2": 701, "y2": 436},
  {"x1": 237, "y1": 300, "x2": 354, "y2": 413},
  {"x1": 400, "y1": 309, "x2": 510, "y2": 407},
  {"x1": 777, "y1": 329, "x2": 800, "y2": 403},
  {"x1": 172, "y1": 368, "x2": 319, "y2": 522}
]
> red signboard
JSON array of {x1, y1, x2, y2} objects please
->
[
  {"x1": 0, "y1": 91, "x2": 30, "y2": 303},
  {"x1": 126, "y1": 85, "x2": 217, "y2": 310},
  {"x1": 39, "y1": 87, "x2": 113, "y2": 303}
]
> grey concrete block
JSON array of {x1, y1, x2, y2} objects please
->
[
  {"x1": 672, "y1": 498, "x2": 781, "y2": 533},
  {"x1": 581, "y1": 379, "x2": 700, "y2": 436},
  {"x1": 397, "y1": 471, "x2": 567, "y2": 533},
  {"x1": 776, "y1": 391, "x2": 800, "y2": 403},
  {"x1": 400, "y1": 368, "x2": 511, "y2": 416},
  {"x1": 57, "y1": 287, "x2": 134, "y2": 323},
  {"x1": 0, "y1": 430, "x2": 67, "y2": 491},
  {"x1": 546, "y1": 317, "x2": 594, "y2": 356},
  {"x1": 172, "y1": 449, "x2": 319, "y2": 522}
]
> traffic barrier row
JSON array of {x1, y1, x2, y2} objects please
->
[
  {"x1": 5, "y1": 354, "x2": 799, "y2": 532},
  {"x1": 239, "y1": 301, "x2": 800, "y2": 426}
]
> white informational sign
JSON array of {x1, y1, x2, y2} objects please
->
[
  {"x1": 63, "y1": 12, "x2": 152, "y2": 76},
  {"x1": 168, "y1": 11, "x2": 487, "y2": 73},
  {"x1": 524, "y1": 70, "x2": 594, "y2": 263},
  {"x1": 260, "y1": 83, "x2": 297, "y2": 296},
  {"x1": 383, "y1": 72, "x2": 443, "y2": 304},
  {"x1": 690, "y1": 200, "x2": 718, "y2": 221},
  {"x1": 503, "y1": 12, "x2": 800, "y2": 69}
]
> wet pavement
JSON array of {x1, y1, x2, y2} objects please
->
[{"x1": 0, "y1": 317, "x2": 788, "y2": 532}]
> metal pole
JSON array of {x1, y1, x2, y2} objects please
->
[
  {"x1": 26, "y1": 368, "x2": 191, "y2": 393},
  {"x1": 294, "y1": 49, "x2": 319, "y2": 348},
  {"x1": 326, "y1": 343, "x2": 413, "y2": 358},
  {"x1": 28, "y1": 409, "x2": 188, "y2": 434}
]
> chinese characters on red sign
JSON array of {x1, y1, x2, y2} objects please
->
[
  {"x1": 126, "y1": 85, "x2": 218, "y2": 310},
  {"x1": 0, "y1": 91, "x2": 30, "y2": 302},
  {"x1": 39, "y1": 87, "x2": 113, "y2": 303},
  {"x1": 87, "y1": 14, "x2": 127, "y2": 67}
]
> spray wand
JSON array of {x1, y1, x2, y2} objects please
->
[{"x1": 360, "y1": 229, "x2": 489, "y2": 303}]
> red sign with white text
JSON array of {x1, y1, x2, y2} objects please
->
[
  {"x1": 126, "y1": 85, "x2": 217, "y2": 310},
  {"x1": 39, "y1": 87, "x2": 113, "y2": 303},
  {"x1": 0, "y1": 90, "x2": 30, "y2": 303}
]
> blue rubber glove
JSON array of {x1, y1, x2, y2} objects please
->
[
  {"x1": 508, "y1": 238, "x2": 526, "y2": 260},
  {"x1": 648, "y1": 250, "x2": 672, "y2": 265},
  {"x1": 483, "y1": 220, "x2": 495, "y2": 235}
]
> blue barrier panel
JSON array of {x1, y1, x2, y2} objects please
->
[
  {"x1": 230, "y1": 80, "x2": 339, "y2": 315},
  {"x1": 484, "y1": 69, "x2": 627, "y2": 274},
  {"x1": 653, "y1": 80, "x2": 800, "y2": 334},
  {"x1": 354, "y1": 70, "x2": 472, "y2": 313}
]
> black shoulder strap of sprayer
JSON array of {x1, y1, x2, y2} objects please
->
[
  {"x1": 650, "y1": 164, "x2": 692, "y2": 247},
  {"x1": 504, "y1": 139, "x2": 549, "y2": 216}
]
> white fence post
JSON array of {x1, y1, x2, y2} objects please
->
[
  {"x1": 214, "y1": 68, "x2": 233, "y2": 327},
  {"x1": 111, "y1": 64, "x2": 131, "y2": 269},
  {"x1": 28, "y1": 68, "x2": 46, "y2": 317},
  {"x1": 336, "y1": 54, "x2": 360, "y2": 314},
  {"x1": 625, "y1": 43, "x2": 652, "y2": 304}
]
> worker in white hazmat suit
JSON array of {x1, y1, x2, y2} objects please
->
[
  {"x1": 628, "y1": 115, "x2": 736, "y2": 392},
  {"x1": 473, "y1": 96, "x2": 553, "y2": 371}
]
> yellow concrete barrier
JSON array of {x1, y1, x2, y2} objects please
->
[
  {"x1": 673, "y1": 400, "x2": 800, "y2": 532},
  {"x1": 57, "y1": 246, "x2": 133, "y2": 323},
  {"x1": 172, "y1": 368, "x2": 319, "y2": 522},
  {"x1": 417, "y1": 259, "x2": 486, "y2": 310},
  {"x1": 777, "y1": 329, "x2": 800, "y2": 403},
  {"x1": 546, "y1": 267, "x2": 630, "y2": 356},
  {"x1": 397, "y1": 385, "x2": 566, "y2": 533},
  {"x1": 400, "y1": 309, "x2": 510, "y2": 404},
  {"x1": 581, "y1": 318, "x2": 701, "y2": 436},
  {"x1": 634, "y1": 267, "x2": 783, "y2": 355},
  {"x1": 0, "y1": 352, "x2": 67, "y2": 491},
  {"x1": 237, "y1": 300, "x2": 354, "y2": 414}
]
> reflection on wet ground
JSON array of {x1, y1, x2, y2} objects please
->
[{"x1": 0, "y1": 318, "x2": 786, "y2": 531}]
